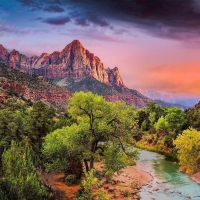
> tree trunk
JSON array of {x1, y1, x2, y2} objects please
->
[
  {"x1": 84, "y1": 159, "x2": 89, "y2": 172},
  {"x1": 90, "y1": 155, "x2": 94, "y2": 170},
  {"x1": 89, "y1": 141, "x2": 97, "y2": 170}
]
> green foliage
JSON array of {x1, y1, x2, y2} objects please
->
[
  {"x1": 65, "y1": 174, "x2": 77, "y2": 185},
  {"x1": 165, "y1": 107, "x2": 186, "y2": 137},
  {"x1": 1, "y1": 141, "x2": 48, "y2": 200},
  {"x1": 42, "y1": 124, "x2": 83, "y2": 176},
  {"x1": 141, "y1": 120, "x2": 147, "y2": 131},
  {"x1": 130, "y1": 182, "x2": 138, "y2": 189},
  {"x1": 104, "y1": 170, "x2": 114, "y2": 183},
  {"x1": 153, "y1": 107, "x2": 187, "y2": 148},
  {"x1": 135, "y1": 102, "x2": 167, "y2": 134},
  {"x1": 154, "y1": 116, "x2": 168, "y2": 134},
  {"x1": 66, "y1": 91, "x2": 138, "y2": 171},
  {"x1": 174, "y1": 128, "x2": 200, "y2": 174},
  {"x1": 28, "y1": 101, "x2": 55, "y2": 154},
  {"x1": 52, "y1": 112, "x2": 75, "y2": 131},
  {"x1": 136, "y1": 109, "x2": 149, "y2": 130},
  {"x1": 76, "y1": 169, "x2": 99, "y2": 200},
  {"x1": 42, "y1": 126, "x2": 72, "y2": 172},
  {"x1": 164, "y1": 135, "x2": 173, "y2": 148},
  {"x1": 0, "y1": 106, "x2": 29, "y2": 167},
  {"x1": 186, "y1": 105, "x2": 200, "y2": 130},
  {"x1": 104, "y1": 145, "x2": 137, "y2": 173},
  {"x1": 97, "y1": 190, "x2": 108, "y2": 200}
]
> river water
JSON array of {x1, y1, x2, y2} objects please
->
[{"x1": 135, "y1": 149, "x2": 200, "y2": 200}]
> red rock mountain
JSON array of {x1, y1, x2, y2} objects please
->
[
  {"x1": 0, "y1": 40, "x2": 152, "y2": 108},
  {"x1": 0, "y1": 40, "x2": 124, "y2": 87},
  {"x1": 0, "y1": 63, "x2": 71, "y2": 109}
]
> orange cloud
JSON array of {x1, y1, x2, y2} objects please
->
[{"x1": 141, "y1": 64, "x2": 200, "y2": 95}]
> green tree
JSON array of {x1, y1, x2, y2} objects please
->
[
  {"x1": 28, "y1": 101, "x2": 55, "y2": 153},
  {"x1": 0, "y1": 108, "x2": 28, "y2": 167},
  {"x1": 1, "y1": 141, "x2": 48, "y2": 200},
  {"x1": 174, "y1": 128, "x2": 200, "y2": 174},
  {"x1": 67, "y1": 92, "x2": 138, "y2": 171},
  {"x1": 154, "y1": 116, "x2": 168, "y2": 134},
  {"x1": 165, "y1": 107, "x2": 186, "y2": 138},
  {"x1": 76, "y1": 169, "x2": 99, "y2": 200},
  {"x1": 42, "y1": 125, "x2": 83, "y2": 178},
  {"x1": 136, "y1": 109, "x2": 149, "y2": 130},
  {"x1": 186, "y1": 106, "x2": 200, "y2": 130},
  {"x1": 137, "y1": 102, "x2": 166, "y2": 132},
  {"x1": 43, "y1": 92, "x2": 138, "y2": 174}
]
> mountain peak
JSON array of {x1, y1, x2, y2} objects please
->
[
  {"x1": 0, "y1": 44, "x2": 8, "y2": 52},
  {"x1": 71, "y1": 39, "x2": 82, "y2": 45},
  {"x1": 0, "y1": 44, "x2": 9, "y2": 62},
  {"x1": 0, "y1": 44, "x2": 5, "y2": 48},
  {"x1": 1, "y1": 40, "x2": 125, "y2": 87},
  {"x1": 62, "y1": 40, "x2": 83, "y2": 52},
  {"x1": 66, "y1": 40, "x2": 83, "y2": 49}
]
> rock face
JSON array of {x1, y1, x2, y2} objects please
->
[
  {"x1": 58, "y1": 76, "x2": 152, "y2": 108},
  {"x1": 107, "y1": 67, "x2": 124, "y2": 86},
  {"x1": 0, "y1": 63, "x2": 71, "y2": 109},
  {"x1": 0, "y1": 40, "x2": 123, "y2": 87},
  {"x1": 0, "y1": 40, "x2": 152, "y2": 108},
  {"x1": 0, "y1": 44, "x2": 9, "y2": 62}
]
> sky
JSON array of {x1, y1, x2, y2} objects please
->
[{"x1": 1, "y1": 0, "x2": 200, "y2": 95}]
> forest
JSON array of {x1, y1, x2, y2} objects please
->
[{"x1": 0, "y1": 91, "x2": 200, "y2": 199}]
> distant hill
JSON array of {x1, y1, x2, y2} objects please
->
[
  {"x1": 0, "y1": 63, "x2": 71, "y2": 109},
  {"x1": 138, "y1": 89, "x2": 200, "y2": 108},
  {"x1": 154, "y1": 99, "x2": 187, "y2": 109}
]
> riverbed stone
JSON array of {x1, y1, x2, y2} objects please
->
[{"x1": 153, "y1": 188, "x2": 159, "y2": 191}]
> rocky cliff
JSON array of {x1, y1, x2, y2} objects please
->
[
  {"x1": 0, "y1": 40, "x2": 124, "y2": 87},
  {"x1": 0, "y1": 40, "x2": 152, "y2": 108},
  {"x1": 0, "y1": 63, "x2": 71, "y2": 109}
]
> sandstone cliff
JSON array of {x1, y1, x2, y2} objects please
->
[
  {"x1": 0, "y1": 40, "x2": 152, "y2": 108},
  {"x1": 0, "y1": 40, "x2": 124, "y2": 87},
  {"x1": 0, "y1": 63, "x2": 71, "y2": 109}
]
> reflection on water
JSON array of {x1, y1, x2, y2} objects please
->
[{"x1": 135, "y1": 149, "x2": 200, "y2": 200}]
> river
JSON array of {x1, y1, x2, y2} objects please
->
[{"x1": 135, "y1": 149, "x2": 200, "y2": 200}]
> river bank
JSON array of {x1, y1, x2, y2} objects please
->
[
  {"x1": 93, "y1": 162, "x2": 153, "y2": 199},
  {"x1": 42, "y1": 148, "x2": 200, "y2": 199},
  {"x1": 135, "y1": 148, "x2": 200, "y2": 200},
  {"x1": 43, "y1": 163, "x2": 154, "y2": 200},
  {"x1": 135, "y1": 144, "x2": 200, "y2": 186}
]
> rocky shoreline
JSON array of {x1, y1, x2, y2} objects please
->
[{"x1": 94, "y1": 163, "x2": 153, "y2": 199}]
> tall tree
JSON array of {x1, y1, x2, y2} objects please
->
[
  {"x1": 1, "y1": 141, "x2": 48, "y2": 200},
  {"x1": 28, "y1": 101, "x2": 55, "y2": 153},
  {"x1": 43, "y1": 92, "x2": 138, "y2": 173}
]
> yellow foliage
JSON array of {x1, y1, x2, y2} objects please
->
[{"x1": 174, "y1": 128, "x2": 200, "y2": 174}]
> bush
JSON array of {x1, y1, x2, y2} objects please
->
[{"x1": 76, "y1": 169, "x2": 98, "y2": 200}]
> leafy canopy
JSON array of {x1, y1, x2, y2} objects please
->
[
  {"x1": 174, "y1": 128, "x2": 200, "y2": 174},
  {"x1": 43, "y1": 91, "x2": 138, "y2": 173}
]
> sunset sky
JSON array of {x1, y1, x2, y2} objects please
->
[{"x1": 1, "y1": 0, "x2": 200, "y2": 95}]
